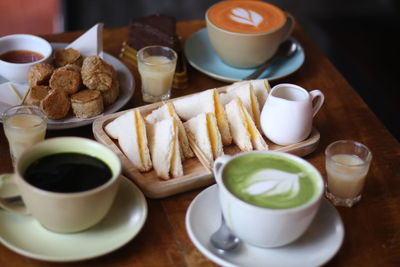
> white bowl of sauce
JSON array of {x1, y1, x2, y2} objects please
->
[{"x1": 0, "y1": 34, "x2": 52, "y2": 83}]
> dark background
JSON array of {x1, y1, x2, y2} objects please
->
[{"x1": 61, "y1": 0, "x2": 399, "y2": 140}]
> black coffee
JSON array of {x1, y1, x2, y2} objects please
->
[{"x1": 24, "y1": 153, "x2": 112, "y2": 193}]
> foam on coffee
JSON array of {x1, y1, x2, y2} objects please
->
[
  {"x1": 207, "y1": 0, "x2": 286, "y2": 34},
  {"x1": 222, "y1": 153, "x2": 320, "y2": 209}
]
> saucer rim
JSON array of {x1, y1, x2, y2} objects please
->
[
  {"x1": 184, "y1": 28, "x2": 305, "y2": 83},
  {"x1": 0, "y1": 175, "x2": 148, "y2": 262},
  {"x1": 185, "y1": 184, "x2": 344, "y2": 267}
]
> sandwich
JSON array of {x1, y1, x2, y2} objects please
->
[
  {"x1": 225, "y1": 98, "x2": 268, "y2": 152},
  {"x1": 249, "y1": 79, "x2": 271, "y2": 109},
  {"x1": 184, "y1": 112, "x2": 223, "y2": 164},
  {"x1": 147, "y1": 117, "x2": 183, "y2": 179},
  {"x1": 145, "y1": 102, "x2": 194, "y2": 159},
  {"x1": 220, "y1": 82, "x2": 261, "y2": 130},
  {"x1": 105, "y1": 109, "x2": 152, "y2": 172},
  {"x1": 231, "y1": 79, "x2": 271, "y2": 109},
  {"x1": 173, "y1": 89, "x2": 232, "y2": 145}
]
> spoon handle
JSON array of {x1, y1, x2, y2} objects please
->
[{"x1": 243, "y1": 57, "x2": 276, "y2": 80}]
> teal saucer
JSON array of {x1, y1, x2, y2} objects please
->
[{"x1": 184, "y1": 28, "x2": 305, "y2": 83}]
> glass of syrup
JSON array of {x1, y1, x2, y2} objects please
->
[
  {"x1": 2, "y1": 105, "x2": 47, "y2": 167},
  {"x1": 137, "y1": 45, "x2": 177, "y2": 103},
  {"x1": 325, "y1": 140, "x2": 372, "y2": 207}
]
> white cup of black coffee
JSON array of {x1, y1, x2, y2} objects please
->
[{"x1": 0, "y1": 137, "x2": 121, "y2": 233}]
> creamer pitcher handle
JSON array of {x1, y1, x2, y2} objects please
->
[
  {"x1": 0, "y1": 174, "x2": 30, "y2": 216},
  {"x1": 213, "y1": 155, "x2": 232, "y2": 184},
  {"x1": 310, "y1": 90, "x2": 325, "y2": 117}
]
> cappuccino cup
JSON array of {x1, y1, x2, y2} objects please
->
[
  {"x1": 214, "y1": 151, "x2": 324, "y2": 248},
  {"x1": 206, "y1": 0, "x2": 294, "y2": 68},
  {"x1": 260, "y1": 83, "x2": 324, "y2": 145},
  {"x1": 0, "y1": 137, "x2": 121, "y2": 233}
]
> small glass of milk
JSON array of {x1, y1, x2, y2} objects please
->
[
  {"x1": 137, "y1": 45, "x2": 177, "y2": 103},
  {"x1": 325, "y1": 140, "x2": 372, "y2": 207},
  {"x1": 3, "y1": 105, "x2": 47, "y2": 167}
]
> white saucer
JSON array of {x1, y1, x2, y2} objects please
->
[
  {"x1": 184, "y1": 28, "x2": 305, "y2": 83},
  {"x1": 0, "y1": 176, "x2": 147, "y2": 262},
  {"x1": 185, "y1": 185, "x2": 344, "y2": 267}
]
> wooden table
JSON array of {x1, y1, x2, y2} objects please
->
[{"x1": 1, "y1": 20, "x2": 399, "y2": 267}]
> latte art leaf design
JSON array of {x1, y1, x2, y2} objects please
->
[
  {"x1": 229, "y1": 8, "x2": 263, "y2": 27},
  {"x1": 246, "y1": 169, "x2": 305, "y2": 198}
]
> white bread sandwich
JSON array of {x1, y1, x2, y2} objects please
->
[
  {"x1": 105, "y1": 109, "x2": 152, "y2": 172},
  {"x1": 146, "y1": 102, "x2": 194, "y2": 159},
  {"x1": 184, "y1": 113, "x2": 223, "y2": 164},
  {"x1": 147, "y1": 117, "x2": 183, "y2": 180},
  {"x1": 230, "y1": 79, "x2": 271, "y2": 109},
  {"x1": 225, "y1": 98, "x2": 268, "y2": 152},
  {"x1": 220, "y1": 82, "x2": 261, "y2": 130},
  {"x1": 173, "y1": 89, "x2": 232, "y2": 145}
]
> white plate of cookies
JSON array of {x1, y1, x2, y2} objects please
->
[{"x1": 0, "y1": 43, "x2": 134, "y2": 130}]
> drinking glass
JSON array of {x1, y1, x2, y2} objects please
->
[
  {"x1": 137, "y1": 45, "x2": 177, "y2": 103},
  {"x1": 2, "y1": 105, "x2": 47, "y2": 167},
  {"x1": 325, "y1": 140, "x2": 372, "y2": 207}
]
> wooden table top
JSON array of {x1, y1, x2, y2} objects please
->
[{"x1": 1, "y1": 20, "x2": 399, "y2": 267}]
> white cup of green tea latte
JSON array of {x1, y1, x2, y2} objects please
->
[
  {"x1": 206, "y1": 0, "x2": 294, "y2": 68},
  {"x1": 214, "y1": 151, "x2": 324, "y2": 248}
]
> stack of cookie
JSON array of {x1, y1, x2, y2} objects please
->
[{"x1": 26, "y1": 48, "x2": 119, "y2": 119}]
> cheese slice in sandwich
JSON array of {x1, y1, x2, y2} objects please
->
[
  {"x1": 225, "y1": 98, "x2": 268, "y2": 152},
  {"x1": 173, "y1": 89, "x2": 232, "y2": 145},
  {"x1": 184, "y1": 112, "x2": 223, "y2": 164},
  {"x1": 212, "y1": 89, "x2": 232, "y2": 146},
  {"x1": 146, "y1": 102, "x2": 194, "y2": 159},
  {"x1": 105, "y1": 109, "x2": 152, "y2": 172},
  {"x1": 206, "y1": 112, "x2": 224, "y2": 159},
  {"x1": 220, "y1": 83, "x2": 261, "y2": 130},
  {"x1": 148, "y1": 117, "x2": 183, "y2": 179}
]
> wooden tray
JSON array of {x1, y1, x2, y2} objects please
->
[{"x1": 93, "y1": 87, "x2": 320, "y2": 199}]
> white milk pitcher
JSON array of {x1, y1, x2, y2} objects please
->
[{"x1": 260, "y1": 83, "x2": 324, "y2": 145}]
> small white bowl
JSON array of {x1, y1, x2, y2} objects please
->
[{"x1": 0, "y1": 34, "x2": 53, "y2": 83}]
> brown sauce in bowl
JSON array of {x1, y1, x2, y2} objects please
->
[{"x1": 0, "y1": 50, "x2": 44, "y2": 63}]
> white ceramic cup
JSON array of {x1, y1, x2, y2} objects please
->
[
  {"x1": 0, "y1": 34, "x2": 52, "y2": 83},
  {"x1": 260, "y1": 83, "x2": 324, "y2": 145},
  {"x1": 0, "y1": 137, "x2": 121, "y2": 233},
  {"x1": 214, "y1": 151, "x2": 324, "y2": 248},
  {"x1": 206, "y1": 1, "x2": 294, "y2": 68}
]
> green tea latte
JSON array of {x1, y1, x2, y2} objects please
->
[{"x1": 223, "y1": 153, "x2": 320, "y2": 209}]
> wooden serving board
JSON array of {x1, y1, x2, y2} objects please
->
[{"x1": 93, "y1": 86, "x2": 320, "y2": 199}]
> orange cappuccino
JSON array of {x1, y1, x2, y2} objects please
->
[{"x1": 207, "y1": 0, "x2": 286, "y2": 34}]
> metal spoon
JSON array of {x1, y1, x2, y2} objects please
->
[
  {"x1": 210, "y1": 213, "x2": 241, "y2": 252},
  {"x1": 243, "y1": 39, "x2": 298, "y2": 80}
]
